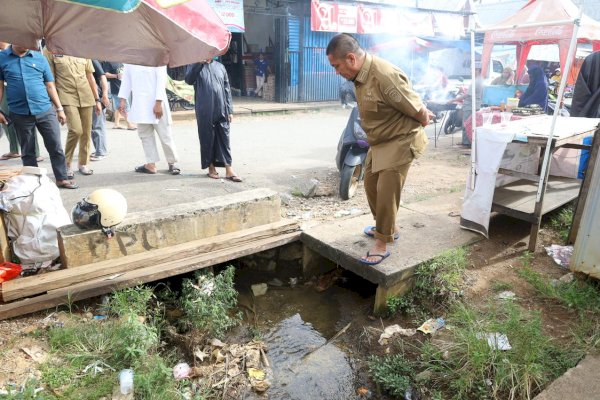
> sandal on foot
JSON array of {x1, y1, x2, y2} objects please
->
[
  {"x1": 359, "y1": 251, "x2": 391, "y2": 266},
  {"x1": 135, "y1": 165, "x2": 157, "y2": 174},
  {"x1": 78, "y1": 166, "x2": 94, "y2": 175},
  {"x1": 363, "y1": 226, "x2": 400, "y2": 240},
  {"x1": 225, "y1": 175, "x2": 243, "y2": 182},
  {"x1": 207, "y1": 172, "x2": 220, "y2": 179},
  {"x1": 56, "y1": 180, "x2": 79, "y2": 189},
  {"x1": 169, "y1": 164, "x2": 181, "y2": 175},
  {"x1": 0, "y1": 153, "x2": 21, "y2": 160}
]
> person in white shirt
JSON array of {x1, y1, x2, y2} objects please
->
[{"x1": 118, "y1": 64, "x2": 180, "y2": 175}]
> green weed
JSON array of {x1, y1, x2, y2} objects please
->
[
  {"x1": 368, "y1": 354, "x2": 415, "y2": 397},
  {"x1": 520, "y1": 251, "x2": 534, "y2": 268},
  {"x1": 386, "y1": 295, "x2": 415, "y2": 316},
  {"x1": 414, "y1": 247, "x2": 468, "y2": 306},
  {"x1": 180, "y1": 266, "x2": 242, "y2": 339},
  {"x1": 547, "y1": 204, "x2": 574, "y2": 243},
  {"x1": 108, "y1": 286, "x2": 155, "y2": 318}
]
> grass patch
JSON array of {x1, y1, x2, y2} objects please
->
[
  {"x1": 448, "y1": 185, "x2": 463, "y2": 193},
  {"x1": 420, "y1": 302, "x2": 575, "y2": 399},
  {"x1": 517, "y1": 267, "x2": 600, "y2": 312},
  {"x1": 490, "y1": 280, "x2": 513, "y2": 292},
  {"x1": 547, "y1": 204, "x2": 574, "y2": 243},
  {"x1": 386, "y1": 247, "x2": 468, "y2": 317},
  {"x1": 41, "y1": 285, "x2": 181, "y2": 399}
]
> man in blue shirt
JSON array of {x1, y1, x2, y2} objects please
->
[
  {"x1": 254, "y1": 53, "x2": 271, "y2": 98},
  {"x1": 0, "y1": 44, "x2": 77, "y2": 189}
]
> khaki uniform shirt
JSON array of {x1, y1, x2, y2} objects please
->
[
  {"x1": 354, "y1": 54, "x2": 428, "y2": 173},
  {"x1": 45, "y1": 51, "x2": 95, "y2": 107}
]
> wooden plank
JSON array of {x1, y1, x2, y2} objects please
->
[
  {"x1": 568, "y1": 130, "x2": 600, "y2": 244},
  {"x1": 497, "y1": 168, "x2": 539, "y2": 182},
  {"x1": 1, "y1": 220, "x2": 299, "y2": 302},
  {"x1": 492, "y1": 177, "x2": 581, "y2": 215},
  {"x1": 0, "y1": 213, "x2": 11, "y2": 263},
  {"x1": 0, "y1": 232, "x2": 300, "y2": 320}
]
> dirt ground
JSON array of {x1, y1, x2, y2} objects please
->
[{"x1": 0, "y1": 133, "x2": 584, "y2": 397}]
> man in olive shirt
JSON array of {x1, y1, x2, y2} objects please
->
[
  {"x1": 327, "y1": 33, "x2": 432, "y2": 265},
  {"x1": 45, "y1": 51, "x2": 101, "y2": 177}
]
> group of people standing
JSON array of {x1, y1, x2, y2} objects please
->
[{"x1": 0, "y1": 42, "x2": 243, "y2": 189}]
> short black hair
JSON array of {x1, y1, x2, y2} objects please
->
[{"x1": 326, "y1": 33, "x2": 363, "y2": 59}]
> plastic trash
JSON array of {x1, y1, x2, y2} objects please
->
[
  {"x1": 0, "y1": 262, "x2": 22, "y2": 283},
  {"x1": 476, "y1": 332, "x2": 512, "y2": 350},
  {"x1": 497, "y1": 291, "x2": 516, "y2": 300},
  {"x1": 378, "y1": 324, "x2": 417, "y2": 345},
  {"x1": 173, "y1": 362, "x2": 191, "y2": 380},
  {"x1": 119, "y1": 369, "x2": 134, "y2": 394},
  {"x1": 417, "y1": 317, "x2": 445, "y2": 334},
  {"x1": 544, "y1": 244, "x2": 573, "y2": 269}
]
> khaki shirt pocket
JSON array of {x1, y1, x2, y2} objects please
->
[{"x1": 409, "y1": 129, "x2": 429, "y2": 159}]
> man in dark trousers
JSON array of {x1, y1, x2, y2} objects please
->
[
  {"x1": 326, "y1": 33, "x2": 431, "y2": 265},
  {"x1": 0, "y1": 44, "x2": 78, "y2": 189},
  {"x1": 185, "y1": 58, "x2": 241, "y2": 182},
  {"x1": 90, "y1": 60, "x2": 111, "y2": 161}
]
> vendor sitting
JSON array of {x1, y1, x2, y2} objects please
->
[
  {"x1": 491, "y1": 67, "x2": 515, "y2": 85},
  {"x1": 518, "y1": 66, "x2": 548, "y2": 111}
]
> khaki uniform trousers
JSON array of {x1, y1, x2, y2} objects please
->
[
  {"x1": 364, "y1": 153, "x2": 411, "y2": 243},
  {"x1": 64, "y1": 105, "x2": 93, "y2": 166}
]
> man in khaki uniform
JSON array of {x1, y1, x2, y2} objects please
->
[
  {"x1": 327, "y1": 34, "x2": 432, "y2": 265},
  {"x1": 45, "y1": 52, "x2": 101, "y2": 177}
]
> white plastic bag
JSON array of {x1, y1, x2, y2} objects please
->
[{"x1": 0, "y1": 171, "x2": 71, "y2": 264}]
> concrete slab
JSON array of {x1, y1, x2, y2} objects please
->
[
  {"x1": 301, "y1": 192, "x2": 481, "y2": 313},
  {"x1": 59, "y1": 188, "x2": 281, "y2": 268},
  {"x1": 534, "y1": 354, "x2": 600, "y2": 400}
]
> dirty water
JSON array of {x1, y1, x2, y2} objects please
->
[{"x1": 237, "y1": 273, "x2": 374, "y2": 400}]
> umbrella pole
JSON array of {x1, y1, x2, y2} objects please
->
[
  {"x1": 469, "y1": 25, "x2": 477, "y2": 190},
  {"x1": 535, "y1": 9, "x2": 582, "y2": 202}
]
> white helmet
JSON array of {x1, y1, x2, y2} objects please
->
[{"x1": 72, "y1": 189, "x2": 127, "y2": 238}]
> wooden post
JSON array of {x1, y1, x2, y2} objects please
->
[{"x1": 373, "y1": 278, "x2": 414, "y2": 316}]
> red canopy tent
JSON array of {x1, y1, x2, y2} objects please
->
[{"x1": 480, "y1": 0, "x2": 600, "y2": 81}]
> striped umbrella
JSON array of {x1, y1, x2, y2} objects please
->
[{"x1": 0, "y1": 0, "x2": 231, "y2": 67}]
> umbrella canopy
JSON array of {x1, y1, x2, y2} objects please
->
[{"x1": 0, "y1": 0, "x2": 231, "y2": 67}]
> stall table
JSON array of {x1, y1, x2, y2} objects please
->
[{"x1": 460, "y1": 115, "x2": 600, "y2": 251}]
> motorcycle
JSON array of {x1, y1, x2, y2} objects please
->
[
  {"x1": 336, "y1": 106, "x2": 369, "y2": 200},
  {"x1": 442, "y1": 84, "x2": 468, "y2": 134}
]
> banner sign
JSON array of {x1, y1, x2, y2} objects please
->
[
  {"x1": 311, "y1": 0, "x2": 450, "y2": 36},
  {"x1": 208, "y1": 0, "x2": 245, "y2": 33}
]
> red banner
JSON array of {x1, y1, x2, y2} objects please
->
[
  {"x1": 312, "y1": 0, "x2": 444, "y2": 36},
  {"x1": 357, "y1": 4, "x2": 381, "y2": 34}
]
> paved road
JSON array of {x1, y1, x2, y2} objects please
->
[
  {"x1": 1, "y1": 108, "x2": 445, "y2": 214},
  {"x1": 0, "y1": 109, "x2": 352, "y2": 213}
]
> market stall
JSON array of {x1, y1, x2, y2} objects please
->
[{"x1": 479, "y1": 0, "x2": 600, "y2": 84}]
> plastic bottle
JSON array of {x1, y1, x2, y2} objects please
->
[{"x1": 119, "y1": 369, "x2": 134, "y2": 395}]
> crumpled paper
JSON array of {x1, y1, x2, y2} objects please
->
[{"x1": 378, "y1": 324, "x2": 417, "y2": 345}]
